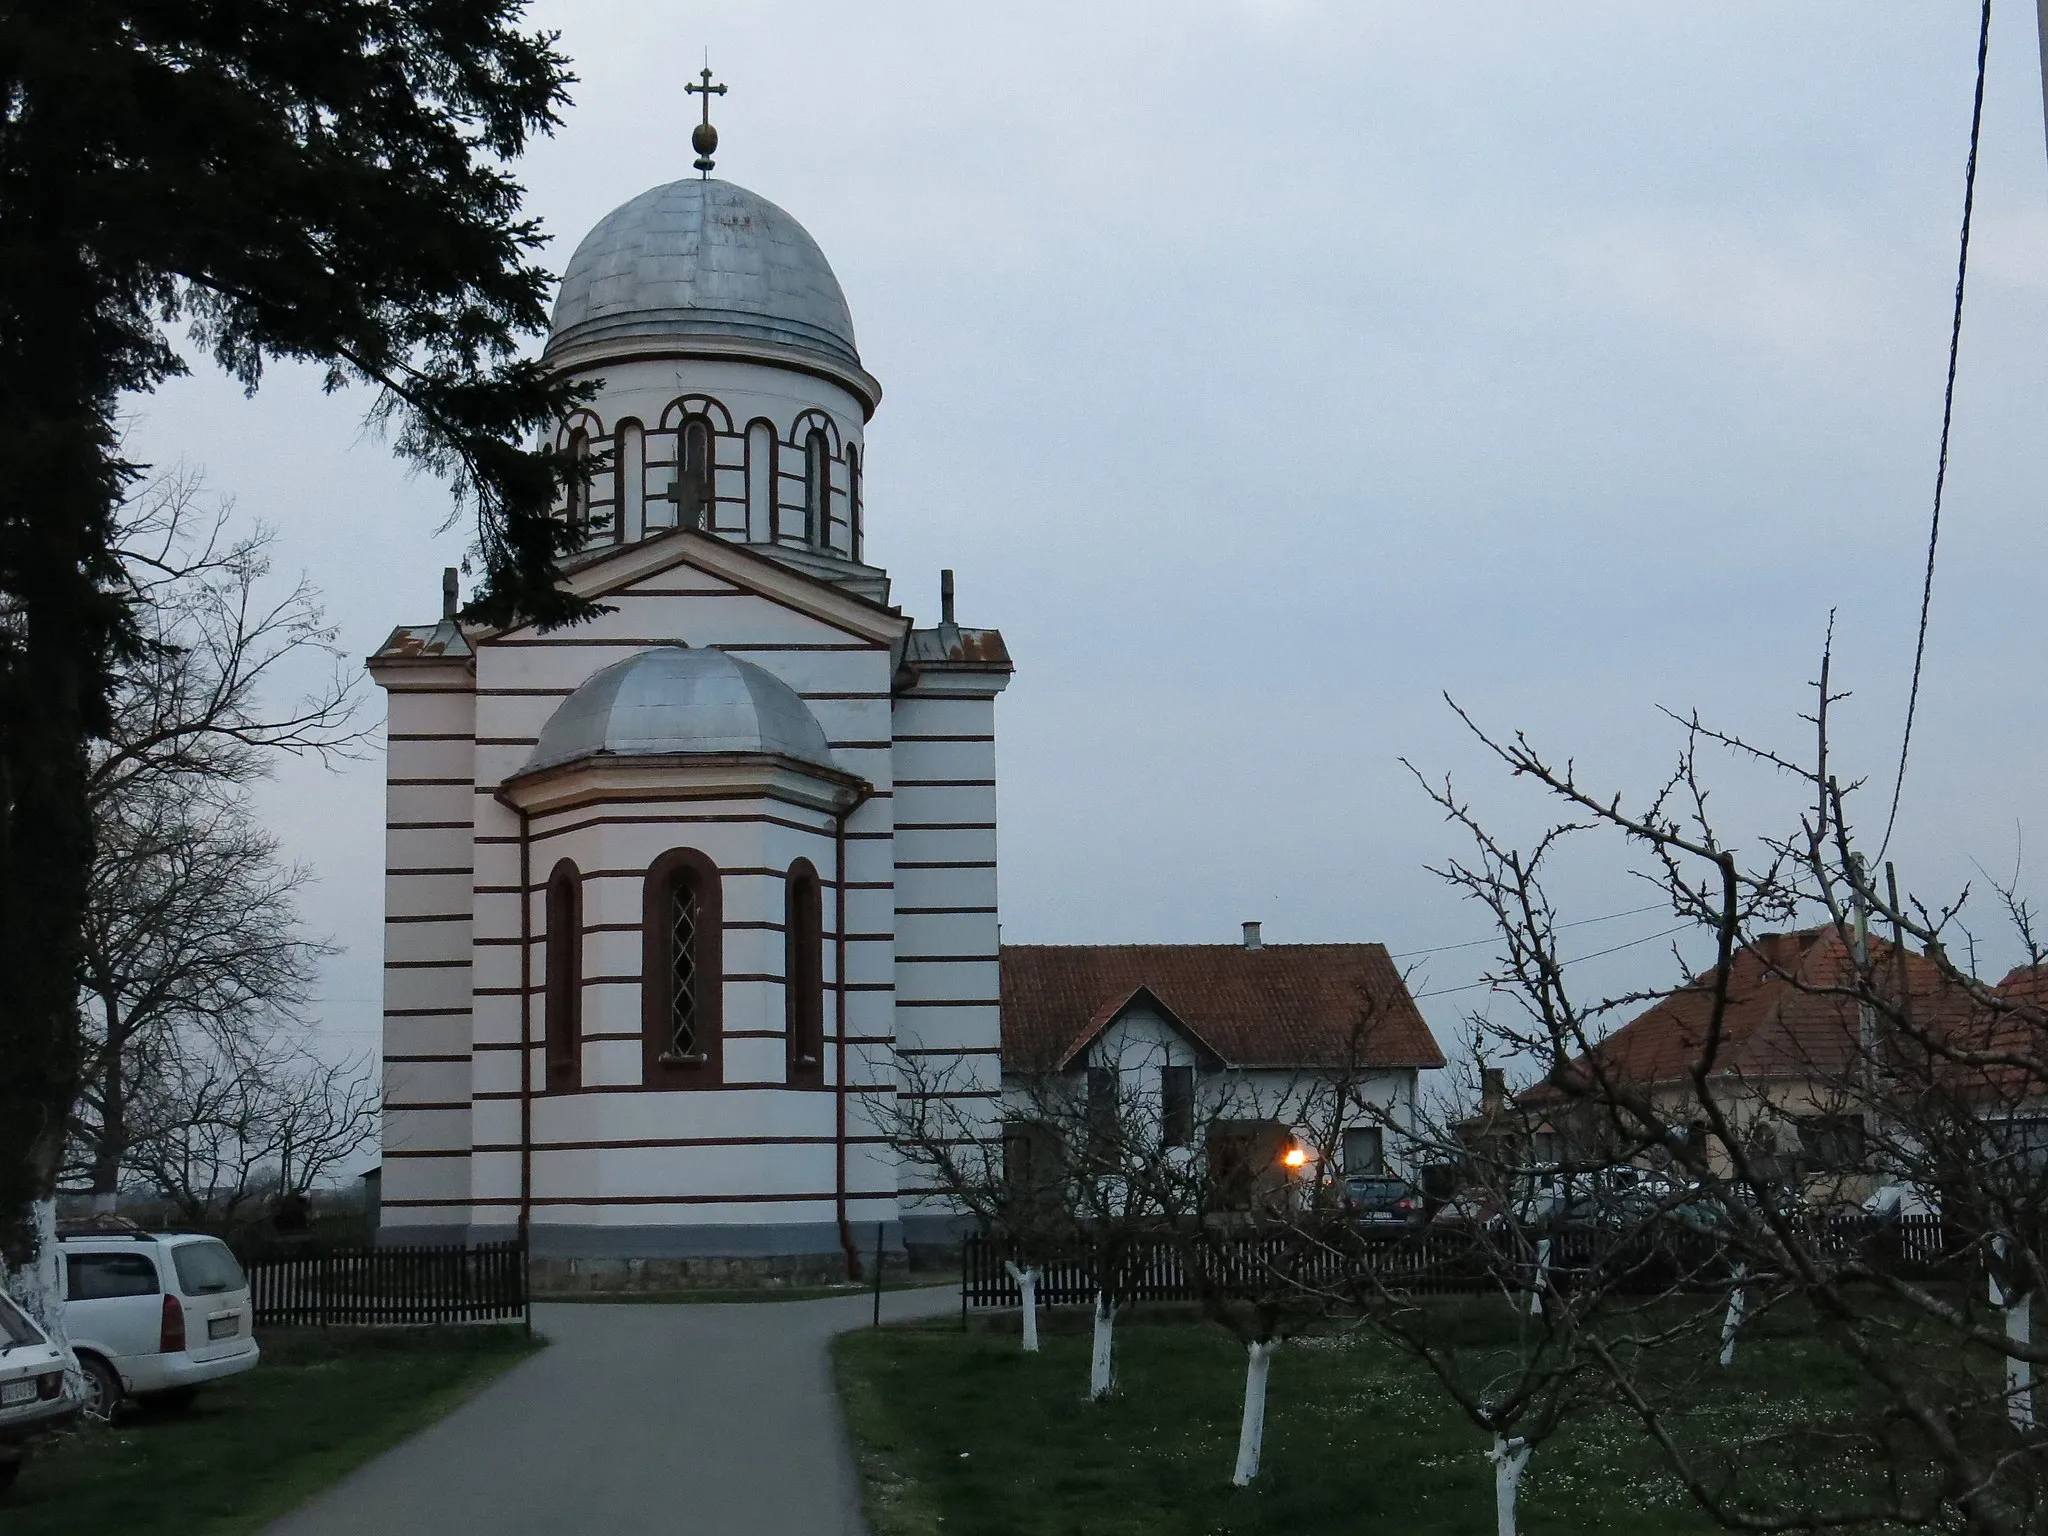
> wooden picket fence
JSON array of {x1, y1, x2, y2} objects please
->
[
  {"x1": 961, "y1": 1214, "x2": 1952, "y2": 1310},
  {"x1": 242, "y1": 1238, "x2": 528, "y2": 1327}
]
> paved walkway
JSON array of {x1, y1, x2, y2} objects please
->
[{"x1": 263, "y1": 1285, "x2": 959, "y2": 1536}]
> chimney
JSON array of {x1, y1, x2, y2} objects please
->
[
  {"x1": 940, "y1": 568, "x2": 955, "y2": 626},
  {"x1": 441, "y1": 567, "x2": 459, "y2": 620},
  {"x1": 1241, "y1": 921, "x2": 1262, "y2": 952},
  {"x1": 1481, "y1": 1067, "x2": 1506, "y2": 1117}
]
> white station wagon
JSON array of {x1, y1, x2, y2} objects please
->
[
  {"x1": 60, "y1": 1232, "x2": 259, "y2": 1420},
  {"x1": 0, "y1": 1289, "x2": 77, "y2": 1492}
]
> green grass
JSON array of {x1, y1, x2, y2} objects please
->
[
  {"x1": 832, "y1": 1307, "x2": 1920, "y2": 1536},
  {"x1": 4, "y1": 1325, "x2": 539, "y2": 1535}
]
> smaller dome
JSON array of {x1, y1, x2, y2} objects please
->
[{"x1": 520, "y1": 646, "x2": 836, "y2": 777}]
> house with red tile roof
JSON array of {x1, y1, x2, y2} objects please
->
[
  {"x1": 1499, "y1": 926, "x2": 2011, "y2": 1199},
  {"x1": 997, "y1": 926, "x2": 1445, "y2": 1182}
]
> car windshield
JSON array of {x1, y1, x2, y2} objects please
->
[
  {"x1": 0, "y1": 1291, "x2": 46, "y2": 1349},
  {"x1": 1347, "y1": 1179, "x2": 1407, "y2": 1202},
  {"x1": 171, "y1": 1239, "x2": 246, "y2": 1296}
]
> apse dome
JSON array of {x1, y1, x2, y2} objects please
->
[
  {"x1": 519, "y1": 645, "x2": 837, "y2": 777},
  {"x1": 546, "y1": 178, "x2": 861, "y2": 375}
]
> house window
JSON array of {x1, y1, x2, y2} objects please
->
[
  {"x1": 1161, "y1": 1066, "x2": 1195, "y2": 1148},
  {"x1": 544, "y1": 859, "x2": 581, "y2": 1092},
  {"x1": 803, "y1": 428, "x2": 829, "y2": 545},
  {"x1": 846, "y1": 444, "x2": 862, "y2": 560},
  {"x1": 678, "y1": 417, "x2": 714, "y2": 530},
  {"x1": 642, "y1": 848, "x2": 723, "y2": 1084},
  {"x1": 1342, "y1": 1127, "x2": 1384, "y2": 1175},
  {"x1": 785, "y1": 859, "x2": 824, "y2": 1083},
  {"x1": 1086, "y1": 1066, "x2": 1117, "y2": 1149},
  {"x1": 1795, "y1": 1115, "x2": 1866, "y2": 1173}
]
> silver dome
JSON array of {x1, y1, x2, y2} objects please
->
[
  {"x1": 519, "y1": 646, "x2": 837, "y2": 777},
  {"x1": 546, "y1": 179, "x2": 859, "y2": 371}
]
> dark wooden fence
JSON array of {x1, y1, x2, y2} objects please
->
[
  {"x1": 962, "y1": 1214, "x2": 1951, "y2": 1310},
  {"x1": 243, "y1": 1238, "x2": 528, "y2": 1327}
]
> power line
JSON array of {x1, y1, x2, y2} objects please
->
[
  {"x1": 1878, "y1": 0, "x2": 1993, "y2": 860},
  {"x1": 1411, "y1": 922, "x2": 1692, "y2": 1002},
  {"x1": 1390, "y1": 903, "x2": 1667, "y2": 962}
]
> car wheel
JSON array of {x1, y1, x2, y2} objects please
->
[{"x1": 78, "y1": 1354, "x2": 124, "y2": 1424}]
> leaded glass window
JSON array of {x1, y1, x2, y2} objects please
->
[{"x1": 665, "y1": 876, "x2": 699, "y2": 1061}]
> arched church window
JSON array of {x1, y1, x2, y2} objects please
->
[
  {"x1": 565, "y1": 428, "x2": 591, "y2": 540},
  {"x1": 642, "y1": 848, "x2": 723, "y2": 1084},
  {"x1": 615, "y1": 419, "x2": 645, "y2": 544},
  {"x1": 745, "y1": 420, "x2": 776, "y2": 542},
  {"x1": 845, "y1": 444, "x2": 862, "y2": 562},
  {"x1": 678, "y1": 417, "x2": 714, "y2": 531},
  {"x1": 785, "y1": 859, "x2": 824, "y2": 1083},
  {"x1": 544, "y1": 859, "x2": 581, "y2": 1092},
  {"x1": 803, "y1": 428, "x2": 829, "y2": 546}
]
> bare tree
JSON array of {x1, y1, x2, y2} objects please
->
[
  {"x1": 1381, "y1": 645, "x2": 2048, "y2": 1533},
  {"x1": 126, "y1": 1033, "x2": 377, "y2": 1228},
  {"x1": 69, "y1": 468, "x2": 361, "y2": 1209}
]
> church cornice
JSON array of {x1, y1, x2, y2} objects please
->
[
  {"x1": 485, "y1": 528, "x2": 909, "y2": 650},
  {"x1": 495, "y1": 750, "x2": 870, "y2": 820}
]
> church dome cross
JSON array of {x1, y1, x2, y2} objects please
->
[{"x1": 686, "y1": 65, "x2": 726, "y2": 177}]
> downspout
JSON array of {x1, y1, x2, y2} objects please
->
[
  {"x1": 836, "y1": 803, "x2": 859, "y2": 1279},
  {"x1": 497, "y1": 794, "x2": 533, "y2": 1240}
]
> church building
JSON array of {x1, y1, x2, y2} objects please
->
[{"x1": 370, "y1": 125, "x2": 1009, "y2": 1278}]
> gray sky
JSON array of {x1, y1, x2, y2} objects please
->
[{"x1": 123, "y1": 2, "x2": 2048, "y2": 1114}]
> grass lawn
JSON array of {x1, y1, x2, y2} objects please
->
[
  {"x1": 833, "y1": 1307, "x2": 1910, "y2": 1536},
  {"x1": 540, "y1": 1276, "x2": 950, "y2": 1305},
  {"x1": 4, "y1": 1325, "x2": 539, "y2": 1535}
]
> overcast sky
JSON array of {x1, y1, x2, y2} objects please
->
[{"x1": 122, "y1": 3, "x2": 2048, "y2": 1111}]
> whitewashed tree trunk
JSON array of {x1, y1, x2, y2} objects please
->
[
  {"x1": 1488, "y1": 1435, "x2": 1531, "y2": 1536},
  {"x1": 0, "y1": 1200, "x2": 82, "y2": 1396},
  {"x1": 1719, "y1": 1264, "x2": 1747, "y2": 1367},
  {"x1": 1003, "y1": 1261, "x2": 1041, "y2": 1353},
  {"x1": 1992, "y1": 1263, "x2": 2035, "y2": 1431},
  {"x1": 1528, "y1": 1239, "x2": 1551, "y2": 1317},
  {"x1": 1231, "y1": 1339, "x2": 1278, "y2": 1486},
  {"x1": 1089, "y1": 1290, "x2": 1117, "y2": 1400}
]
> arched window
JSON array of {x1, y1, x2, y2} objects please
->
[
  {"x1": 615, "y1": 419, "x2": 645, "y2": 544},
  {"x1": 803, "y1": 428, "x2": 829, "y2": 546},
  {"x1": 678, "y1": 417, "x2": 713, "y2": 531},
  {"x1": 642, "y1": 848, "x2": 723, "y2": 1084},
  {"x1": 564, "y1": 427, "x2": 591, "y2": 540},
  {"x1": 745, "y1": 420, "x2": 776, "y2": 542},
  {"x1": 544, "y1": 860, "x2": 581, "y2": 1092},
  {"x1": 785, "y1": 859, "x2": 825, "y2": 1084},
  {"x1": 845, "y1": 444, "x2": 862, "y2": 561}
]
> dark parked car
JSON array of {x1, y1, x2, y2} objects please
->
[{"x1": 1339, "y1": 1175, "x2": 1425, "y2": 1226}]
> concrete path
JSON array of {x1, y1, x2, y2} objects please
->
[{"x1": 262, "y1": 1285, "x2": 959, "y2": 1536}]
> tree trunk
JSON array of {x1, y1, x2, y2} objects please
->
[
  {"x1": 89, "y1": 996, "x2": 126, "y2": 1212},
  {"x1": 1004, "y1": 1261, "x2": 1040, "y2": 1352},
  {"x1": 1089, "y1": 1290, "x2": 1116, "y2": 1400},
  {"x1": 1488, "y1": 1435, "x2": 1531, "y2": 1536},
  {"x1": 0, "y1": 1199, "x2": 83, "y2": 1399},
  {"x1": 1529, "y1": 1238, "x2": 1551, "y2": 1316},
  {"x1": 1993, "y1": 1265, "x2": 2035, "y2": 1431},
  {"x1": 1720, "y1": 1264, "x2": 1747, "y2": 1367},
  {"x1": 1231, "y1": 1338, "x2": 1278, "y2": 1486}
]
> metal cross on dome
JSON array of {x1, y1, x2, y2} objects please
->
[{"x1": 685, "y1": 65, "x2": 726, "y2": 177}]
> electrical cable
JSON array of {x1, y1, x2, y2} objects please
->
[
  {"x1": 1410, "y1": 922, "x2": 1693, "y2": 1001},
  {"x1": 1878, "y1": 0, "x2": 1993, "y2": 860},
  {"x1": 1389, "y1": 902, "x2": 1667, "y2": 962}
]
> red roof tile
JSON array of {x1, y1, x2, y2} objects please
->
[
  {"x1": 1000, "y1": 944, "x2": 1444, "y2": 1072},
  {"x1": 1535, "y1": 927, "x2": 1979, "y2": 1095}
]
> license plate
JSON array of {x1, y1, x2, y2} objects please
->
[
  {"x1": 207, "y1": 1314, "x2": 239, "y2": 1340},
  {"x1": 0, "y1": 1380, "x2": 35, "y2": 1406}
]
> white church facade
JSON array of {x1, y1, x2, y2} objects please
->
[{"x1": 370, "y1": 170, "x2": 1010, "y2": 1277}]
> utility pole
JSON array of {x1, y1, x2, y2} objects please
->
[{"x1": 2038, "y1": 0, "x2": 2048, "y2": 169}]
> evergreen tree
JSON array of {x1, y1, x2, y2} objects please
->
[{"x1": 0, "y1": 0, "x2": 588, "y2": 1264}]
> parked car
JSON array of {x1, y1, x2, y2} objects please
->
[
  {"x1": 1339, "y1": 1175, "x2": 1426, "y2": 1226},
  {"x1": 60, "y1": 1231, "x2": 259, "y2": 1421},
  {"x1": 0, "y1": 1289, "x2": 77, "y2": 1492}
]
